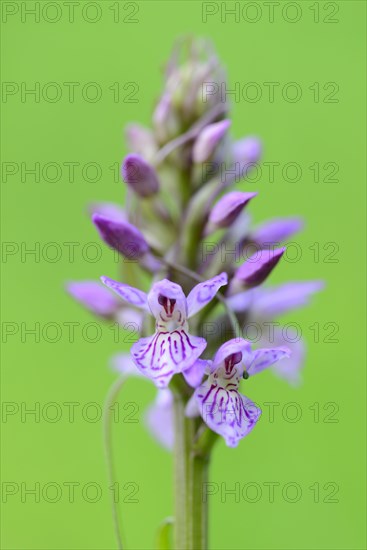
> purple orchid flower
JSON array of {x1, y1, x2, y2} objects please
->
[
  {"x1": 101, "y1": 273, "x2": 228, "y2": 388},
  {"x1": 68, "y1": 38, "x2": 324, "y2": 549},
  {"x1": 188, "y1": 338, "x2": 290, "y2": 447}
]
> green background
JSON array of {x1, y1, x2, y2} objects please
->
[{"x1": 1, "y1": 1, "x2": 366, "y2": 549}]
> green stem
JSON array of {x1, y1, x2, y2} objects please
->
[
  {"x1": 173, "y1": 391, "x2": 190, "y2": 549},
  {"x1": 172, "y1": 390, "x2": 209, "y2": 550},
  {"x1": 189, "y1": 452, "x2": 209, "y2": 549},
  {"x1": 178, "y1": 167, "x2": 193, "y2": 213}
]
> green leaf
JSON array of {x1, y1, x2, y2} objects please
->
[{"x1": 155, "y1": 516, "x2": 174, "y2": 550}]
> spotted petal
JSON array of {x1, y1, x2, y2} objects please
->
[
  {"x1": 187, "y1": 273, "x2": 228, "y2": 318},
  {"x1": 131, "y1": 330, "x2": 207, "y2": 388},
  {"x1": 100, "y1": 276, "x2": 149, "y2": 311},
  {"x1": 195, "y1": 379, "x2": 261, "y2": 447}
]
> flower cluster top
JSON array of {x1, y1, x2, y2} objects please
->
[{"x1": 68, "y1": 39, "x2": 322, "y2": 448}]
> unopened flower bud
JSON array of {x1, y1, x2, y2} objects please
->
[
  {"x1": 233, "y1": 247, "x2": 285, "y2": 289},
  {"x1": 125, "y1": 124, "x2": 157, "y2": 160},
  {"x1": 153, "y1": 93, "x2": 180, "y2": 144},
  {"x1": 208, "y1": 191, "x2": 257, "y2": 231},
  {"x1": 193, "y1": 119, "x2": 231, "y2": 163},
  {"x1": 92, "y1": 213, "x2": 149, "y2": 259},
  {"x1": 231, "y1": 137, "x2": 262, "y2": 183},
  {"x1": 233, "y1": 137, "x2": 262, "y2": 164},
  {"x1": 88, "y1": 202, "x2": 126, "y2": 223},
  {"x1": 121, "y1": 154, "x2": 159, "y2": 197}
]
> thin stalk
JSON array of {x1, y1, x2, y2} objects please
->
[
  {"x1": 103, "y1": 376, "x2": 126, "y2": 550},
  {"x1": 172, "y1": 392, "x2": 191, "y2": 549},
  {"x1": 188, "y1": 451, "x2": 209, "y2": 549},
  {"x1": 172, "y1": 389, "x2": 209, "y2": 550}
]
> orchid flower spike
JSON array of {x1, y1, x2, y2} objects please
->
[{"x1": 101, "y1": 273, "x2": 228, "y2": 388}]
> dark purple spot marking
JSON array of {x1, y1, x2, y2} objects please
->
[
  {"x1": 224, "y1": 352, "x2": 242, "y2": 375},
  {"x1": 158, "y1": 294, "x2": 176, "y2": 316}
]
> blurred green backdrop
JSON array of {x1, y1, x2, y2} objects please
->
[{"x1": 1, "y1": 1, "x2": 366, "y2": 549}]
